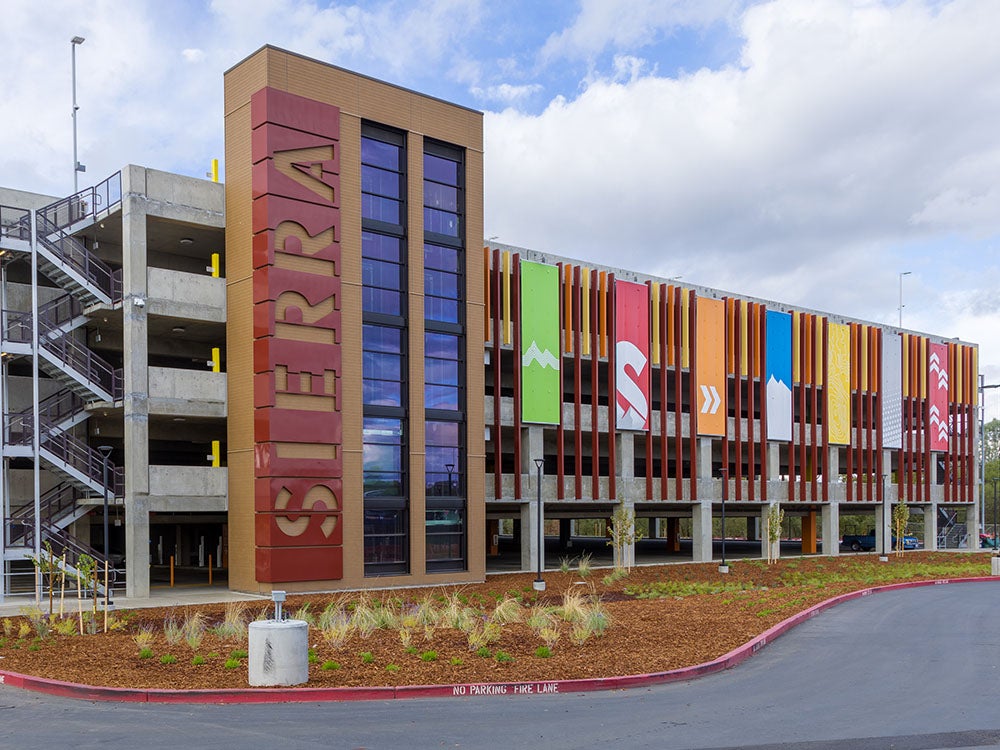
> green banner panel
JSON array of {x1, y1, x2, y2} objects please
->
[{"x1": 520, "y1": 261, "x2": 561, "y2": 425}]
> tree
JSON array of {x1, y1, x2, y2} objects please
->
[
  {"x1": 892, "y1": 501, "x2": 911, "y2": 558},
  {"x1": 606, "y1": 505, "x2": 644, "y2": 572},
  {"x1": 765, "y1": 504, "x2": 784, "y2": 565}
]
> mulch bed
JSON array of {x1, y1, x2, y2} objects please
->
[{"x1": 0, "y1": 552, "x2": 990, "y2": 690}]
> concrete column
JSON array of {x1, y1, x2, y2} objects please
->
[
  {"x1": 828, "y1": 446, "x2": 840, "y2": 483},
  {"x1": 875, "y1": 500, "x2": 891, "y2": 557},
  {"x1": 747, "y1": 516, "x2": 759, "y2": 541},
  {"x1": 698, "y1": 437, "x2": 714, "y2": 477},
  {"x1": 520, "y1": 426, "x2": 545, "y2": 573},
  {"x1": 691, "y1": 499, "x2": 714, "y2": 562},
  {"x1": 666, "y1": 517, "x2": 680, "y2": 552},
  {"x1": 768, "y1": 443, "x2": 780, "y2": 481},
  {"x1": 924, "y1": 505, "x2": 938, "y2": 551},
  {"x1": 614, "y1": 432, "x2": 636, "y2": 568},
  {"x1": 122, "y1": 166, "x2": 150, "y2": 599},
  {"x1": 822, "y1": 501, "x2": 840, "y2": 556},
  {"x1": 521, "y1": 499, "x2": 543, "y2": 573}
]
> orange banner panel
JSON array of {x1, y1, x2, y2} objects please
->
[{"x1": 696, "y1": 297, "x2": 726, "y2": 436}]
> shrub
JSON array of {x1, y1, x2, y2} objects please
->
[
  {"x1": 17, "y1": 622, "x2": 30, "y2": 640},
  {"x1": 495, "y1": 651, "x2": 514, "y2": 663},
  {"x1": 132, "y1": 625, "x2": 155, "y2": 652},
  {"x1": 535, "y1": 646, "x2": 552, "y2": 658},
  {"x1": 52, "y1": 618, "x2": 78, "y2": 637},
  {"x1": 450, "y1": 657, "x2": 463, "y2": 666},
  {"x1": 319, "y1": 605, "x2": 353, "y2": 648},
  {"x1": 160, "y1": 654, "x2": 177, "y2": 664},
  {"x1": 475, "y1": 647, "x2": 492, "y2": 658},
  {"x1": 182, "y1": 612, "x2": 206, "y2": 651},
  {"x1": 360, "y1": 651, "x2": 375, "y2": 664},
  {"x1": 224, "y1": 658, "x2": 241, "y2": 669},
  {"x1": 139, "y1": 647, "x2": 154, "y2": 659},
  {"x1": 577, "y1": 552, "x2": 593, "y2": 578},
  {"x1": 321, "y1": 660, "x2": 341, "y2": 671},
  {"x1": 212, "y1": 602, "x2": 248, "y2": 640},
  {"x1": 192, "y1": 655, "x2": 206, "y2": 666},
  {"x1": 293, "y1": 602, "x2": 316, "y2": 625},
  {"x1": 386, "y1": 663, "x2": 401, "y2": 673},
  {"x1": 229, "y1": 648, "x2": 248, "y2": 660},
  {"x1": 558, "y1": 589, "x2": 588, "y2": 623},
  {"x1": 308, "y1": 648, "x2": 319, "y2": 664},
  {"x1": 163, "y1": 617, "x2": 183, "y2": 646},
  {"x1": 491, "y1": 596, "x2": 523, "y2": 625},
  {"x1": 420, "y1": 650, "x2": 438, "y2": 662}
]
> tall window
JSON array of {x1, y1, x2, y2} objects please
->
[
  {"x1": 362, "y1": 124, "x2": 408, "y2": 577},
  {"x1": 423, "y1": 141, "x2": 466, "y2": 572}
]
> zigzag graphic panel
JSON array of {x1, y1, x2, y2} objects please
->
[
  {"x1": 928, "y1": 341, "x2": 949, "y2": 451},
  {"x1": 520, "y1": 261, "x2": 561, "y2": 425}
]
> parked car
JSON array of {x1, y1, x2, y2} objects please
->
[{"x1": 842, "y1": 529, "x2": 920, "y2": 552}]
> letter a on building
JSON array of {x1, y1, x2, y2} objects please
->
[
  {"x1": 696, "y1": 297, "x2": 726, "y2": 436},
  {"x1": 614, "y1": 280, "x2": 650, "y2": 431},
  {"x1": 520, "y1": 261, "x2": 561, "y2": 425}
]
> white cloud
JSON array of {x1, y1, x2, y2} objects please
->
[
  {"x1": 182, "y1": 48, "x2": 206, "y2": 63},
  {"x1": 471, "y1": 83, "x2": 544, "y2": 105},
  {"x1": 542, "y1": 0, "x2": 745, "y2": 61}
]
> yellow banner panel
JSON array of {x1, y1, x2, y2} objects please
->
[
  {"x1": 814, "y1": 317, "x2": 824, "y2": 386},
  {"x1": 502, "y1": 251, "x2": 511, "y2": 345},
  {"x1": 827, "y1": 322, "x2": 851, "y2": 444},
  {"x1": 919, "y1": 337, "x2": 927, "y2": 398},
  {"x1": 971, "y1": 346, "x2": 978, "y2": 405},
  {"x1": 651, "y1": 283, "x2": 660, "y2": 366},
  {"x1": 741, "y1": 302, "x2": 749, "y2": 377}
]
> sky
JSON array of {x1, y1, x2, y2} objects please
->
[{"x1": 1, "y1": 0, "x2": 999, "y2": 415}]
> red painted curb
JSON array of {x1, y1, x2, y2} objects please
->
[{"x1": 1, "y1": 576, "x2": 996, "y2": 704}]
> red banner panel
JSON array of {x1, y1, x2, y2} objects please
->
[
  {"x1": 614, "y1": 280, "x2": 650, "y2": 431},
  {"x1": 251, "y1": 86, "x2": 344, "y2": 583},
  {"x1": 928, "y1": 342, "x2": 949, "y2": 451}
]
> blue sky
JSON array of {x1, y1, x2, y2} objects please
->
[{"x1": 1, "y1": 0, "x2": 998, "y2": 415}]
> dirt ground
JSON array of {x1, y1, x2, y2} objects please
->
[{"x1": 0, "y1": 552, "x2": 990, "y2": 691}]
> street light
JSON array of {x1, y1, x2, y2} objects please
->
[
  {"x1": 97, "y1": 445, "x2": 113, "y2": 562},
  {"x1": 534, "y1": 458, "x2": 545, "y2": 591},
  {"x1": 719, "y1": 468, "x2": 728, "y2": 573},
  {"x1": 445, "y1": 463, "x2": 454, "y2": 496},
  {"x1": 898, "y1": 271, "x2": 911, "y2": 328},
  {"x1": 71, "y1": 36, "x2": 86, "y2": 193}
]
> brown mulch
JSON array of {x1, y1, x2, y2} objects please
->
[{"x1": 0, "y1": 552, "x2": 991, "y2": 691}]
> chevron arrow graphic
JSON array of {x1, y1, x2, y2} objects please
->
[{"x1": 700, "y1": 385, "x2": 721, "y2": 415}]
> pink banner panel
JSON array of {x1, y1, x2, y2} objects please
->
[
  {"x1": 614, "y1": 280, "x2": 650, "y2": 431},
  {"x1": 928, "y1": 342, "x2": 949, "y2": 451}
]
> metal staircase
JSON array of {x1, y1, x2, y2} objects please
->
[{"x1": 1, "y1": 173, "x2": 125, "y2": 592}]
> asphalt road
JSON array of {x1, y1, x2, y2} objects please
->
[{"x1": 3, "y1": 581, "x2": 1000, "y2": 750}]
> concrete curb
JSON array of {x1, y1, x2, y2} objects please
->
[{"x1": 1, "y1": 576, "x2": 995, "y2": 704}]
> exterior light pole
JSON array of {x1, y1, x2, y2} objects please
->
[
  {"x1": 719, "y1": 468, "x2": 728, "y2": 573},
  {"x1": 880, "y1": 474, "x2": 889, "y2": 562},
  {"x1": 534, "y1": 458, "x2": 545, "y2": 591},
  {"x1": 97, "y1": 445, "x2": 113, "y2": 559},
  {"x1": 71, "y1": 36, "x2": 86, "y2": 193},
  {"x1": 898, "y1": 271, "x2": 911, "y2": 328}
]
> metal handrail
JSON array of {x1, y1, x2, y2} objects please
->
[
  {"x1": 14, "y1": 388, "x2": 85, "y2": 427},
  {"x1": 38, "y1": 317, "x2": 122, "y2": 399},
  {"x1": 35, "y1": 213, "x2": 117, "y2": 299},
  {"x1": 3, "y1": 414, "x2": 124, "y2": 494},
  {"x1": 6, "y1": 483, "x2": 78, "y2": 546},
  {"x1": 37, "y1": 172, "x2": 122, "y2": 233},
  {"x1": 0, "y1": 205, "x2": 30, "y2": 242},
  {"x1": 39, "y1": 293, "x2": 84, "y2": 330},
  {"x1": 6, "y1": 518, "x2": 122, "y2": 588},
  {"x1": 1, "y1": 308, "x2": 31, "y2": 344}
]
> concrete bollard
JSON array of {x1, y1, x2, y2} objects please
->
[
  {"x1": 991, "y1": 556, "x2": 1000, "y2": 577},
  {"x1": 247, "y1": 619, "x2": 309, "y2": 686}
]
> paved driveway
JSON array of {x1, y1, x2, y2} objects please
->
[{"x1": 3, "y1": 581, "x2": 1000, "y2": 749}]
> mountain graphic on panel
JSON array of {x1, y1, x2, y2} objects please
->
[
  {"x1": 522, "y1": 341, "x2": 560, "y2": 370},
  {"x1": 767, "y1": 374, "x2": 793, "y2": 440},
  {"x1": 765, "y1": 311, "x2": 792, "y2": 441}
]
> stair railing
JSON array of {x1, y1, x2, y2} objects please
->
[{"x1": 38, "y1": 317, "x2": 122, "y2": 399}]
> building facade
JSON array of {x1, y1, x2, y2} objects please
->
[{"x1": 0, "y1": 46, "x2": 980, "y2": 600}]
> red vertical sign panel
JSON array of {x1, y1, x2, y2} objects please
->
[
  {"x1": 251, "y1": 87, "x2": 344, "y2": 583},
  {"x1": 614, "y1": 280, "x2": 650, "y2": 431},
  {"x1": 928, "y1": 342, "x2": 949, "y2": 452}
]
